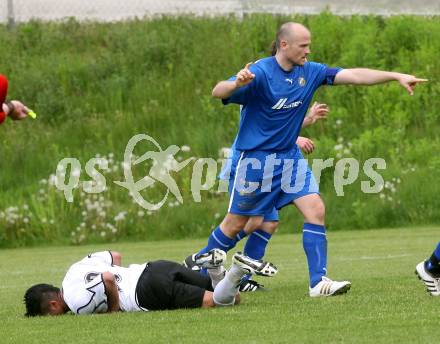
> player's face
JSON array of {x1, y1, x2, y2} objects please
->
[{"x1": 284, "y1": 32, "x2": 311, "y2": 66}]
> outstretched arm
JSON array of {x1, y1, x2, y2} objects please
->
[{"x1": 334, "y1": 69, "x2": 427, "y2": 95}]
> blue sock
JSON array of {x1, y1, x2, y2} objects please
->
[
  {"x1": 241, "y1": 229, "x2": 272, "y2": 282},
  {"x1": 244, "y1": 229, "x2": 272, "y2": 260},
  {"x1": 426, "y1": 241, "x2": 440, "y2": 275},
  {"x1": 434, "y1": 242, "x2": 440, "y2": 260},
  {"x1": 235, "y1": 229, "x2": 248, "y2": 245},
  {"x1": 198, "y1": 226, "x2": 236, "y2": 255},
  {"x1": 302, "y1": 223, "x2": 327, "y2": 288}
]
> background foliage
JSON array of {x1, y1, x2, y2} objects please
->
[{"x1": 0, "y1": 13, "x2": 439, "y2": 247}]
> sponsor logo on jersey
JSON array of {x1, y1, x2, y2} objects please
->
[{"x1": 271, "y1": 98, "x2": 303, "y2": 110}]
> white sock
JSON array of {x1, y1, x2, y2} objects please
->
[
  {"x1": 213, "y1": 264, "x2": 244, "y2": 306},
  {"x1": 207, "y1": 266, "x2": 226, "y2": 289}
]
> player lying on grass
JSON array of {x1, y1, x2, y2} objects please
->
[
  {"x1": 416, "y1": 241, "x2": 440, "y2": 296},
  {"x1": 0, "y1": 74, "x2": 32, "y2": 124},
  {"x1": 23, "y1": 249, "x2": 277, "y2": 316}
]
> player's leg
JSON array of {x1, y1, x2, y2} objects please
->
[
  {"x1": 197, "y1": 214, "x2": 249, "y2": 256},
  {"x1": 135, "y1": 260, "x2": 182, "y2": 310},
  {"x1": 172, "y1": 250, "x2": 227, "y2": 289},
  {"x1": 415, "y1": 241, "x2": 440, "y2": 296},
  {"x1": 213, "y1": 252, "x2": 278, "y2": 306},
  {"x1": 425, "y1": 241, "x2": 440, "y2": 275},
  {"x1": 292, "y1": 194, "x2": 350, "y2": 296},
  {"x1": 201, "y1": 291, "x2": 240, "y2": 308},
  {"x1": 185, "y1": 152, "x2": 273, "y2": 270},
  {"x1": 276, "y1": 149, "x2": 350, "y2": 296},
  {"x1": 239, "y1": 211, "x2": 279, "y2": 291},
  {"x1": 153, "y1": 261, "x2": 240, "y2": 310},
  {"x1": 136, "y1": 260, "x2": 218, "y2": 310},
  {"x1": 293, "y1": 193, "x2": 326, "y2": 286},
  {"x1": 172, "y1": 261, "x2": 216, "y2": 291},
  {"x1": 184, "y1": 214, "x2": 263, "y2": 270}
]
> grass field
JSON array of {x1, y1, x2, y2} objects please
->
[{"x1": 1, "y1": 226, "x2": 438, "y2": 344}]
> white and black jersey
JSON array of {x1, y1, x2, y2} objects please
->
[{"x1": 61, "y1": 251, "x2": 146, "y2": 314}]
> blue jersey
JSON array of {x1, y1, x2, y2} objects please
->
[{"x1": 223, "y1": 57, "x2": 341, "y2": 152}]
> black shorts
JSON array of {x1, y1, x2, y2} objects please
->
[{"x1": 135, "y1": 260, "x2": 213, "y2": 311}]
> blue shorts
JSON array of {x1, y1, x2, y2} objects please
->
[
  {"x1": 221, "y1": 151, "x2": 279, "y2": 222},
  {"x1": 226, "y1": 147, "x2": 319, "y2": 217}
]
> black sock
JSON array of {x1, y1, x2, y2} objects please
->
[{"x1": 426, "y1": 253, "x2": 440, "y2": 277}]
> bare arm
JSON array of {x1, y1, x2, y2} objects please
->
[
  {"x1": 102, "y1": 272, "x2": 120, "y2": 312},
  {"x1": 212, "y1": 63, "x2": 255, "y2": 99},
  {"x1": 212, "y1": 80, "x2": 241, "y2": 99},
  {"x1": 109, "y1": 251, "x2": 122, "y2": 266},
  {"x1": 334, "y1": 69, "x2": 427, "y2": 95}
]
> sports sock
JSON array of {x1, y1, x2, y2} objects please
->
[
  {"x1": 213, "y1": 264, "x2": 244, "y2": 306},
  {"x1": 235, "y1": 229, "x2": 248, "y2": 244},
  {"x1": 207, "y1": 266, "x2": 226, "y2": 289},
  {"x1": 241, "y1": 229, "x2": 272, "y2": 283},
  {"x1": 302, "y1": 223, "x2": 327, "y2": 288},
  {"x1": 244, "y1": 229, "x2": 272, "y2": 260},
  {"x1": 426, "y1": 241, "x2": 440, "y2": 276},
  {"x1": 198, "y1": 226, "x2": 236, "y2": 255}
]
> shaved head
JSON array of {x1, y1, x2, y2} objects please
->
[
  {"x1": 275, "y1": 22, "x2": 310, "y2": 49},
  {"x1": 273, "y1": 22, "x2": 312, "y2": 68}
]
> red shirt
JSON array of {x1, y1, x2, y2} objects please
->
[{"x1": 0, "y1": 74, "x2": 8, "y2": 124}]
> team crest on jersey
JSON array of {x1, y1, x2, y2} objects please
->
[{"x1": 298, "y1": 77, "x2": 306, "y2": 87}]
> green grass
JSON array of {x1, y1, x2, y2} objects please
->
[{"x1": 1, "y1": 226, "x2": 438, "y2": 344}]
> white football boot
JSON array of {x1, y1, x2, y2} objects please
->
[
  {"x1": 232, "y1": 252, "x2": 278, "y2": 277},
  {"x1": 309, "y1": 277, "x2": 351, "y2": 297},
  {"x1": 415, "y1": 261, "x2": 440, "y2": 296},
  {"x1": 183, "y1": 248, "x2": 227, "y2": 270}
]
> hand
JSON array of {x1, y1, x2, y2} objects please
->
[
  {"x1": 6, "y1": 100, "x2": 30, "y2": 120},
  {"x1": 306, "y1": 102, "x2": 329, "y2": 124},
  {"x1": 296, "y1": 136, "x2": 315, "y2": 154},
  {"x1": 396, "y1": 74, "x2": 428, "y2": 96},
  {"x1": 235, "y1": 63, "x2": 255, "y2": 87}
]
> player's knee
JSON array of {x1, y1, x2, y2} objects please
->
[
  {"x1": 221, "y1": 214, "x2": 249, "y2": 232},
  {"x1": 313, "y1": 200, "x2": 325, "y2": 222},
  {"x1": 201, "y1": 291, "x2": 215, "y2": 308},
  {"x1": 244, "y1": 216, "x2": 264, "y2": 232},
  {"x1": 304, "y1": 199, "x2": 326, "y2": 224},
  {"x1": 261, "y1": 221, "x2": 278, "y2": 234}
]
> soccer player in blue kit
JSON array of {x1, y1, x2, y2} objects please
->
[
  {"x1": 188, "y1": 22, "x2": 427, "y2": 297},
  {"x1": 193, "y1": 103, "x2": 328, "y2": 293}
]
